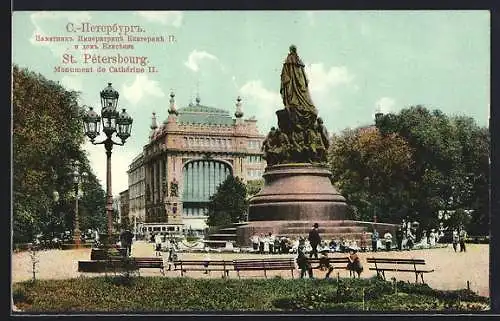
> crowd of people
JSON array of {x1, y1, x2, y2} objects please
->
[
  {"x1": 295, "y1": 223, "x2": 364, "y2": 279},
  {"x1": 247, "y1": 220, "x2": 469, "y2": 279}
]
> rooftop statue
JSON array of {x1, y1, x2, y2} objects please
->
[{"x1": 280, "y1": 45, "x2": 318, "y2": 131}]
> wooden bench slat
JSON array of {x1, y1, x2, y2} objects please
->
[
  {"x1": 366, "y1": 257, "x2": 434, "y2": 284},
  {"x1": 100, "y1": 257, "x2": 165, "y2": 275},
  {"x1": 368, "y1": 268, "x2": 434, "y2": 273},
  {"x1": 366, "y1": 258, "x2": 425, "y2": 264},
  {"x1": 172, "y1": 260, "x2": 233, "y2": 277}
]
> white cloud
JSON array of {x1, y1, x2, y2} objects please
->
[
  {"x1": 239, "y1": 80, "x2": 282, "y2": 132},
  {"x1": 60, "y1": 75, "x2": 82, "y2": 91},
  {"x1": 184, "y1": 50, "x2": 218, "y2": 72},
  {"x1": 375, "y1": 97, "x2": 396, "y2": 114},
  {"x1": 121, "y1": 74, "x2": 165, "y2": 105},
  {"x1": 136, "y1": 11, "x2": 183, "y2": 27},
  {"x1": 29, "y1": 11, "x2": 92, "y2": 57},
  {"x1": 305, "y1": 63, "x2": 354, "y2": 93}
]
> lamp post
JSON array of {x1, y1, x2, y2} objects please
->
[
  {"x1": 71, "y1": 161, "x2": 88, "y2": 248},
  {"x1": 82, "y1": 83, "x2": 133, "y2": 245}
]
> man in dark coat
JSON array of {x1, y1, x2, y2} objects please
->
[
  {"x1": 120, "y1": 229, "x2": 134, "y2": 256},
  {"x1": 296, "y1": 238, "x2": 313, "y2": 279},
  {"x1": 396, "y1": 227, "x2": 404, "y2": 251},
  {"x1": 308, "y1": 223, "x2": 321, "y2": 259}
]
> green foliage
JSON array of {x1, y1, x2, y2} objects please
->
[
  {"x1": 12, "y1": 65, "x2": 106, "y2": 242},
  {"x1": 328, "y1": 105, "x2": 489, "y2": 234},
  {"x1": 328, "y1": 126, "x2": 414, "y2": 223},
  {"x1": 207, "y1": 176, "x2": 249, "y2": 227},
  {"x1": 12, "y1": 277, "x2": 489, "y2": 312},
  {"x1": 246, "y1": 179, "x2": 264, "y2": 197}
]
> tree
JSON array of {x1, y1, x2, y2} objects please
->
[
  {"x1": 328, "y1": 126, "x2": 414, "y2": 223},
  {"x1": 246, "y1": 179, "x2": 264, "y2": 197},
  {"x1": 12, "y1": 65, "x2": 106, "y2": 242},
  {"x1": 207, "y1": 176, "x2": 249, "y2": 227},
  {"x1": 375, "y1": 106, "x2": 489, "y2": 233},
  {"x1": 328, "y1": 106, "x2": 489, "y2": 235}
]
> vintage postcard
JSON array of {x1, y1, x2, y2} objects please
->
[{"x1": 11, "y1": 10, "x2": 491, "y2": 313}]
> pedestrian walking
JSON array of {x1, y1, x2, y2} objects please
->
[
  {"x1": 203, "y1": 252, "x2": 211, "y2": 274},
  {"x1": 452, "y1": 229, "x2": 459, "y2": 252},
  {"x1": 308, "y1": 223, "x2": 321, "y2": 259},
  {"x1": 459, "y1": 228, "x2": 467, "y2": 252},
  {"x1": 371, "y1": 229, "x2": 379, "y2": 252},
  {"x1": 121, "y1": 229, "x2": 134, "y2": 256},
  {"x1": 296, "y1": 238, "x2": 313, "y2": 279},
  {"x1": 167, "y1": 247, "x2": 178, "y2": 271}
]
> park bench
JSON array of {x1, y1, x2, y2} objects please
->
[
  {"x1": 366, "y1": 257, "x2": 434, "y2": 284},
  {"x1": 131, "y1": 257, "x2": 165, "y2": 276},
  {"x1": 173, "y1": 260, "x2": 234, "y2": 277},
  {"x1": 96, "y1": 257, "x2": 164, "y2": 275},
  {"x1": 308, "y1": 257, "x2": 357, "y2": 277},
  {"x1": 90, "y1": 247, "x2": 127, "y2": 260},
  {"x1": 233, "y1": 258, "x2": 296, "y2": 279}
]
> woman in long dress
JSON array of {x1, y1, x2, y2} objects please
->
[{"x1": 347, "y1": 248, "x2": 363, "y2": 278}]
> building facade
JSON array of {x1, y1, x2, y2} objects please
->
[
  {"x1": 129, "y1": 93, "x2": 266, "y2": 238},
  {"x1": 119, "y1": 189, "x2": 130, "y2": 227},
  {"x1": 112, "y1": 196, "x2": 121, "y2": 225},
  {"x1": 127, "y1": 153, "x2": 146, "y2": 236}
]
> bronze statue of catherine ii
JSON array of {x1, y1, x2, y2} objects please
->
[{"x1": 280, "y1": 45, "x2": 318, "y2": 130}]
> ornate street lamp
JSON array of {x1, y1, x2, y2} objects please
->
[
  {"x1": 71, "y1": 160, "x2": 88, "y2": 248},
  {"x1": 82, "y1": 83, "x2": 133, "y2": 244}
]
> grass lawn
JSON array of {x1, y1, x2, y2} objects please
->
[{"x1": 13, "y1": 276, "x2": 490, "y2": 313}]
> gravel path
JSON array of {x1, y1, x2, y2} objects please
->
[{"x1": 11, "y1": 241, "x2": 489, "y2": 297}]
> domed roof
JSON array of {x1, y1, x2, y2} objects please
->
[{"x1": 177, "y1": 102, "x2": 234, "y2": 126}]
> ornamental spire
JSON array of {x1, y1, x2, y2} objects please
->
[
  {"x1": 234, "y1": 96, "x2": 243, "y2": 118},
  {"x1": 150, "y1": 112, "x2": 158, "y2": 130},
  {"x1": 168, "y1": 90, "x2": 178, "y2": 115}
]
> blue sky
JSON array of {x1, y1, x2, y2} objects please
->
[{"x1": 12, "y1": 10, "x2": 490, "y2": 195}]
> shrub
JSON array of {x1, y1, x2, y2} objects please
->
[
  {"x1": 367, "y1": 293, "x2": 441, "y2": 311},
  {"x1": 12, "y1": 277, "x2": 489, "y2": 312}
]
